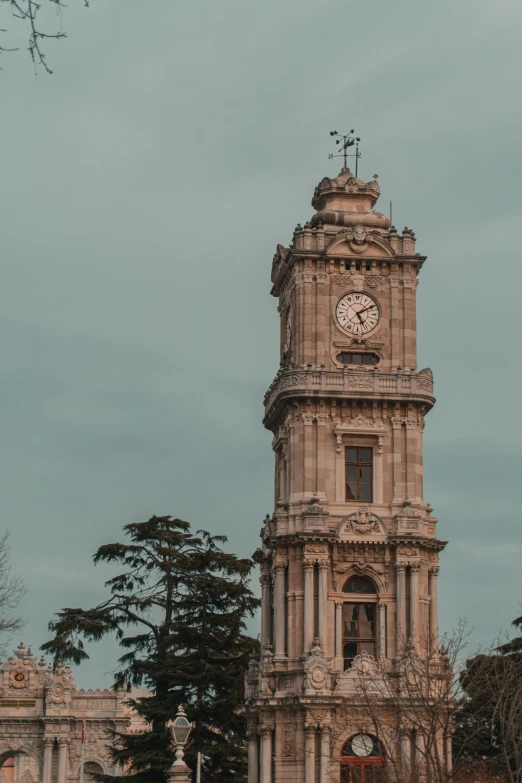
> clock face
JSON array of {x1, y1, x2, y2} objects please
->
[
  {"x1": 336, "y1": 293, "x2": 380, "y2": 336},
  {"x1": 351, "y1": 734, "x2": 375, "y2": 758}
]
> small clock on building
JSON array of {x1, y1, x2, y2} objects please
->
[{"x1": 336, "y1": 292, "x2": 380, "y2": 335}]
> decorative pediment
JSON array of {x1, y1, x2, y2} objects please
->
[
  {"x1": 326, "y1": 226, "x2": 394, "y2": 258},
  {"x1": 337, "y1": 507, "x2": 387, "y2": 540},
  {"x1": 334, "y1": 653, "x2": 385, "y2": 694},
  {"x1": 0, "y1": 643, "x2": 47, "y2": 699}
]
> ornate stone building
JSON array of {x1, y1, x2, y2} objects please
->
[
  {"x1": 244, "y1": 167, "x2": 447, "y2": 782},
  {"x1": 0, "y1": 643, "x2": 135, "y2": 783}
]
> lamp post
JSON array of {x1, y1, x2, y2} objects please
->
[{"x1": 167, "y1": 706, "x2": 193, "y2": 783}]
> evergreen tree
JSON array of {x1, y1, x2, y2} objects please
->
[{"x1": 42, "y1": 516, "x2": 260, "y2": 783}]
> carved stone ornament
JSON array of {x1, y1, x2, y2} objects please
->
[
  {"x1": 305, "y1": 504, "x2": 328, "y2": 516},
  {"x1": 397, "y1": 546, "x2": 419, "y2": 558},
  {"x1": 417, "y1": 367, "x2": 434, "y2": 392},
  {"x1": 347, "y1": 414, "x2": 384, "y2": 430},
  {"x1": 305, "y1": 544, "x2": 328, "y2": 554},
  {"x1": 282, "y1": 726, "x2": 297, "y2": 757},
  {"x1": 304, "y1": 639, "x2": 330, "y2": 694},
  {"x1": 348, "y1": 224, "x2": 369, "y2": 254},
  {"x1": 308, "y1": 709, "x2": 329, "y2": 726},
  {"x1": 351, "y1": 274, "x2": 364, "y2": 292},
  {"x1": 334, "y1": 652, "x2": 381, "y2": 693},
  {"x1": 351, "y1": 652, "x2": 379, "y2": 675},
  {"x1": 334, "y1": 561, "x2": 386, "y2": 592},
  {"x1": 283, "y1": 307, "x2": 292, "y2": 353},
  {"x1": 396, "y1": 506, "x2": 421, "y2": 518},
  {"x1": 365, "y1": 276, "x2": 385, "y2": 291},
  {"x1": 341, "y1": 507, "x2": 384, "y2": 536},
  {"x1": 346, "y1": 374, "x2": 374, "y2": 390}
]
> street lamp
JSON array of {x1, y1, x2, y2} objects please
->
[{"x1": 167, "y1": 706, "x2": 193, "y2": 783}]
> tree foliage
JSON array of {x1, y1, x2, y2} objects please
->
[
  {"x1": 455, "y1": 642, "x2": 522, "y2": 783},
  {"x1": 0, "y1": 0, "x2": 88, "y2": 73},
  {"x1": 42, "y1": 515, "x2": 260, "y2": 783}
]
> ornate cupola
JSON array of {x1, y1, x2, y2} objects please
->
[{"x1": 310, "y1": 167, "x2": 390, "y2": 229}]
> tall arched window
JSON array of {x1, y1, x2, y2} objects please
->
[
  {"x1": 342, "y1": 576, "x2": 377, "y2": 670},
  {"x1": 341, "y1": 734, "x2": 385, "y2": 783},
  {"x1": 0, "y1": 756, "x2": 15, "y2": 783}
]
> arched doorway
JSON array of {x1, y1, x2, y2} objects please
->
[
  {"x1": 83, "y1": 762, "x2": 104, "y2": 781},
  {"x1": 0, "y1": 757, "x2": 15, "y2": 783},
  {"x1": 340, "y1": 734, "x2": 385, "y2": 783}
]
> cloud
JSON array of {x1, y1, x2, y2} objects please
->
[{"x1": 0, "y1": 0, "x2": 520, "y2": 685}]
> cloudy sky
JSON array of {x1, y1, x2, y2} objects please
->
[{"x1": 1, "y1": 0, "x2": 521, "y2": 687}]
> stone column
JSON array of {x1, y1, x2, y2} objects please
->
[
  {"x1": 335, "y1": 433, "x2": 344, "y2": 502},
  {"x1": 273, "y1": 563, "x2": 286, "y2": 659},
  {"x1": 390, "y1": 276, "x2": 401, "y2": 370},
  {"x1": 247, "y1": 729, "x2": 259, "y2": 783},
  {"x1": 409, "y1": 564, "x2": 420, "y2": 651},
  {"x1": 303, "y1": 560, "x2": 315, "y2": 655},
  {"x1": 378, "y1": 602, "x2": 386, "y2": 659},
  {"x1": 57, "y1": 739, "x2": 68, "y2": 783},
  {"x1": 302, "y1": 413, "x2": 314, "y2": 495},
  {"x1": 304, "y1": 726, "x2": 315, "y2": 783},
  {"x1": 42, "y1": 739, "x2": 53, "y2": 783},
  {"x1": 396, "y1": 564, "x2": 407, "y2": 656},
  {"x1": 260, "y1": 569, "x2": 272, "y2": 646},
  {"x1": 335, "y1": 601, "x2": 343, "y2": 664},
  {"x1": 374, "y1": 436, "x2": 384, "y2": 504},
  {"x1": 429, "y1": 566, "x2": 440, "y2": 657},
  {"x1": 260, "y1": 727, "x2": 272, "y2": 783},
  {"x1": 316, "y1": 414, "x2": 327, "y2": 493},
  {"x1": 415, "y1": 731, "x2": 426, "y2": 782},
  {"x1": 317, "y1": 561, "x2": 328, "y2": 655},
  {"x1": 319, "y1": 726, "x2": 330, "y2": 783},
  {"x1": 391, "y1": 415, "x2": 403, "y2": 504},
  {"x1": 405, "y1": 421, "x2": 417, "y2": 501},
  {"x1": 400, "y1": 732, "x2": 411, "y2": 779}
]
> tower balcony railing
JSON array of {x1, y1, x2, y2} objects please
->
[{"x1": 264, "y1": 366, "x2": 434, "y2": 417}]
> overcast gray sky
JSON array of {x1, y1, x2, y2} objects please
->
[{"x1": 1, "y1": 0, "x2": 521, "y2": 687}]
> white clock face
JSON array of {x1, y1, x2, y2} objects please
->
[
  {"x1": 336, "y1": 292, "x2": 380, "y2": 336},
  {"x1": 351, "y1": 734, "x2": 375, "y2": 758}
]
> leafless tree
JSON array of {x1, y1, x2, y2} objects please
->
[
  {"x1": 0, "y1": 531, "x2": 25, "y2": 654},
  {"x1": 331, "y1": 622, "x2": 506, "y2": 783},
  {"x1": 0, "y1": 0, "x2": 88, "y2": 73}
]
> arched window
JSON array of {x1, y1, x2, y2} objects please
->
[
  {"x1": 343, "y1": 576, "x2": 377, "y2": 594},
  {"x1": 342, "y1": 576, "x2": 377, "y2": 670},
  {"x1": 341, "y1": 734, "x2": 385, "y2": 783},
  {"x1": 0, "y1": 756, "x2": 15, "y2": 783},
  {"x1": 84, "y1": 762, "x2": 104, "y2": 782}
]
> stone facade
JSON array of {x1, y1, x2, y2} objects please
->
[
  {"x1": 0, "y1": 643, "x2": 136, "y2": 783},
  {"x1": 243, "y1": 167, "x2": 448, "y2": 783}
]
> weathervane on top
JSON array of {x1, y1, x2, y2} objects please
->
[{"x1": 328, "y1": 129, "x2": 361, "y2": 176}]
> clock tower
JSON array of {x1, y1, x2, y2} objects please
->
[{"x1": 244, "y1": 165, "x2": 448, "y2": 783}]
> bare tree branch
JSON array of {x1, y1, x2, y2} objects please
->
[
  {"x1": 0, "y1": 0, "x2": 89, "y2": 73},
  {"x1": 0, "y1": 531, "x2": 25, "y2": 655}
]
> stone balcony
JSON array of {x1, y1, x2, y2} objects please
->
[{"x1": 263, "y1": 366, "x2": 434, "y2": 424}]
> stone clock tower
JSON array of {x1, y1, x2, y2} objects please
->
[{"x1": 243, "y1": 166, "x2": 448, "y2": 783}]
